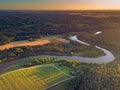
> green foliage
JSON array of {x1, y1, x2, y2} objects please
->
[
  {"x1": 0, "y1": 36, "x2": 13, "y2": 45},
  {"x1": 67, "y1": 59, "x2": 120, "y2": 90},
  {"x1": 0, "y1": 60, "x2": 2, "y2": 63},
  {"x1": 21, "y1": 58, "x2": 56, "y2": 67}
]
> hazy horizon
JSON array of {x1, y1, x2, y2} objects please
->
[{"x1": 0, "y1": 0, "x2": 120, "y2": 10}]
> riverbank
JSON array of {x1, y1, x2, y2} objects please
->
[{"x1": 0, "y1": 35, "x2": 115, "y2": 73}]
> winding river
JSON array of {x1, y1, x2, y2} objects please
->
[
  {"x1": 70, "y1": 35, "x2": 115, "y2": 64},
  {"x1": 0, "y1": 35, "x2": 115, "y2": 72}
]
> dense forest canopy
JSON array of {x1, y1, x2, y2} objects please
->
[{"x1": 0, "y1": 10, "x2": 107, "y2": 44}]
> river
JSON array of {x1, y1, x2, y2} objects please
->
[{"x1": 0, "y1": 35, "x2": 115, "y2": 72}]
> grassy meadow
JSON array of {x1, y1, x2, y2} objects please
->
[{"x1": 0, "y1": 64, "x2": 72, "y2": 90}]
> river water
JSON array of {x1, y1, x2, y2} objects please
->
[
  {"x1": 0, "y1": 35, "x2": 115, "y2": 72},
  {"x1": 69, "y1": 35, "x2": 115, "y2": 64}
]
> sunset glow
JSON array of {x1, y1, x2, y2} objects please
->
[{"x1": 0, "y1": 0, "x2": 120, "y2": 10}]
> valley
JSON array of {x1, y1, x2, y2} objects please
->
[{"x1": 0, "y1": 10, "x2": 120, "y2": 90}]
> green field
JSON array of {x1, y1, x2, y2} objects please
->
[{"x1": 0, "y1": 64, "x2": 73, "y2": 90}]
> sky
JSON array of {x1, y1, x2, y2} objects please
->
[{"x1": 0, "y1": 0, "x2": 120, "y2": 10}]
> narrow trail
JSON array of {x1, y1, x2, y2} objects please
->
[
  {"x1": 53, "y1": 65, "x2": 72, "y2": 77},
  {"x1": 45, "y1": 76, "x2": 74, "y2": 90}
]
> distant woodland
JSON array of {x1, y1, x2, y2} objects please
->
[{"x1": 0, "y1": 11, "x2": 106, "y2": 45}]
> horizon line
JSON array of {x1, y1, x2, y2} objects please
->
[{"x1": 0, "y1": 9, "x2": 120, "y2": 11}]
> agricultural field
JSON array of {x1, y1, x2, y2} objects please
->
[{"x1": 0, "y1": 64, "x2": 73, "y2": 90}]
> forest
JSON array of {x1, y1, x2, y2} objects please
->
[{"x1": 0, "y1": 10, "x2": 106, "y2": 45}]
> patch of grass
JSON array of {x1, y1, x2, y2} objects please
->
[
  {"x1": 3, "y1": 65, "x2": 22, "y2": 72},
  {"x1": 75, "y1": 48, "x2": 105, "y2": 57},
  {"x1": 34, "y1": 65, "x2": 59, "y2": 77},
  {"x1": 55, "y1": 64, "x2": 74, "y2": 74}
]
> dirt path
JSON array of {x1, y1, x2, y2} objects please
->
[
  {"x1": 0, "y1": 36, "x2": 69, "y2": 51},
  {"x1": 0, "y1": 39, "x2": 50, "y2": 50},
  {"x1": 45, "y1": 77, "x2": 74, "y2": 90},
  {"x1": 53, "y1": 65, "x2": 72, "y2": 77}
]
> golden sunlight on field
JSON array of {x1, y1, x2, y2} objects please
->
[{"x1": 0, "y1": 40, "x2": 50, "y2": 50}]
